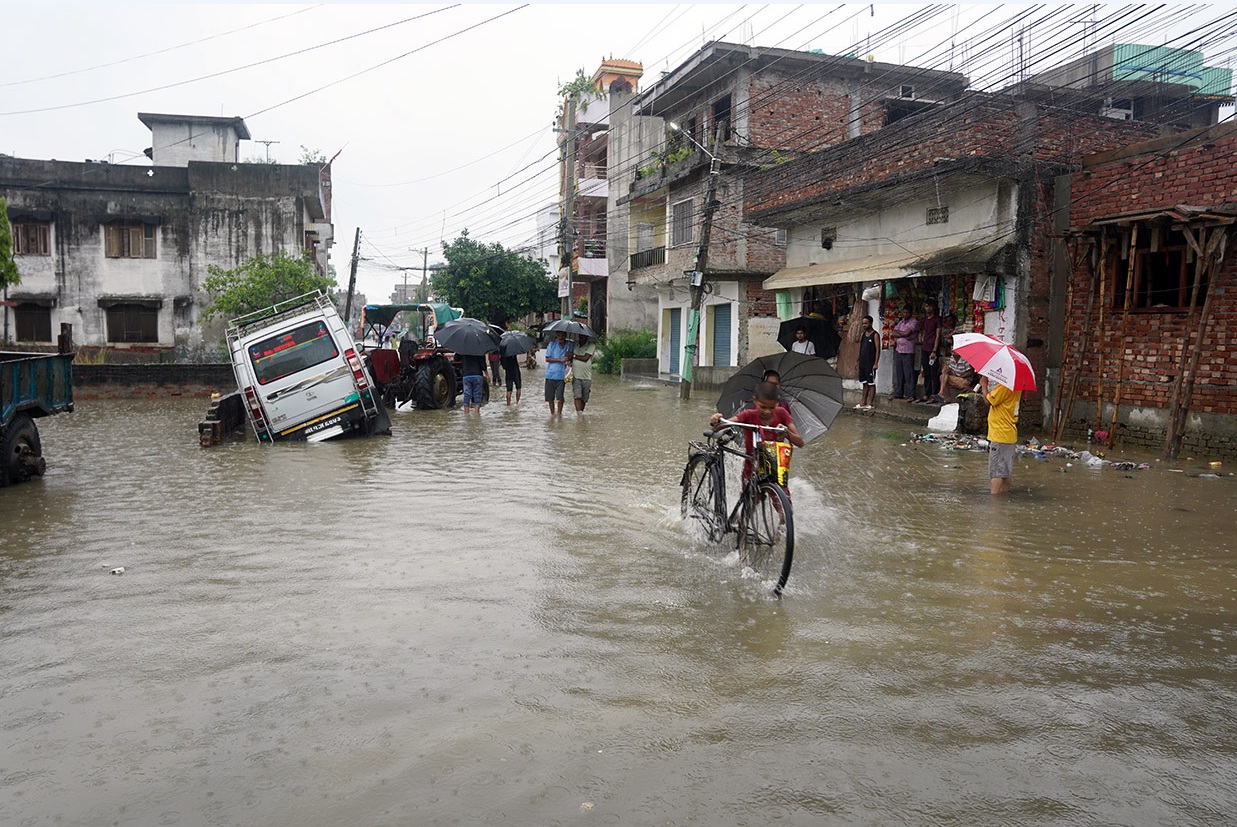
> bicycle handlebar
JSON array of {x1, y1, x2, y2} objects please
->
[{"x1": 713, "y1": 418, "x2": 788, "y2": 434}]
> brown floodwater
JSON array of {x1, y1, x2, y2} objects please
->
[{"x1": 2, "y1": 377, "x2": 1234, "y2": 826}]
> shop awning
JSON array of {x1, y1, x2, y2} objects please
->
[
  {"x1": 763, "y1": 251, "x2": 921, "y2": 291},
  {"x1": 763, "y1": 239, "x2": 1017, "y2": 291}
]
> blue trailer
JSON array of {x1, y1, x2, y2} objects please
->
[{"x1": 1, "y1": 325, "x2": 74, "y2": 486}]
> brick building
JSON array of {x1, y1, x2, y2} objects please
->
[
  {"x1": 616, "y1": 41, "x2": 967, "y2": 383},
  {"x1": 1056, "y1": 122, "x2": 1237, "y2": 458},
  {"x1": 744, "y1": 94, "x2": 1165, "y2": 417}
]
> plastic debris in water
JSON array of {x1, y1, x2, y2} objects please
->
[{"x1": 110, "y1": 567, "x2": 125, "y2": 575}]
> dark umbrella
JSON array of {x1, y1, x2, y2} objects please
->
[
  {"x1": 777, "y1": 316, "x2": 841, "y2": 361},
  {"x1": 499, "y1": 330, "x2": 538, "y2": 357},
  {"x1": 716, "y1": 352, "x2": 844, "y2": 445},
  {"x1": 543, "y1": 318, "x2": 595, "y2": 340},
  {"x1": 432, "y1": 317, "x2": 500, "y2": 355}
]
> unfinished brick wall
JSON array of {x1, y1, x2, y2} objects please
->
[
  {"x1": 1059, "y1": 124, "x2": 1237, "y2": 455},
  {"x1": 748, "y1": 72, "x2": 863, "y2": 150}
]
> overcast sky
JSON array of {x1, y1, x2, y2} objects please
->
[{"x1": 2, "y1": 3, "x2": 1234, "y2": 302}]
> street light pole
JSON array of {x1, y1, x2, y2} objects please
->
[{"x1": 670, "y1": 122, "x2": 721, "y2": 401}]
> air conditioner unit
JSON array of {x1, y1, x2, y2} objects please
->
[{"x1": 1100, "y1": 106, "x2": 1133, "y2": 121}]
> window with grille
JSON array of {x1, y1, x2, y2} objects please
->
[
  {"x1": 12, "y1": 222, "x2": 50, "y2": 256},
  {"x1": 104, "y1": 222, "x2": 158, "y2": 259},
  {"x1": 927, "y1": 206, "x2": 949, "y2": 224},
  {"x1": 671, "y1": 199, "x2": 695, "y2": 247},
  {"x1": 774, "y1": 228, "x2": 788, "y2": 247},
  {"x1": 105, "y1": 304, "x2": 159, "y2": 343}
]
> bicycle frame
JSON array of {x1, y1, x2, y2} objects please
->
[
  {"x1": 684, "y1": 418, "x2": 788, "y2": 535},
  {"x1": 681, "y1": 418, "x2": 796, "y2": 595}
]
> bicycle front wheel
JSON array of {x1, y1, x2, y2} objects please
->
[
  {"x1": 681, "y1": 454, "x2": 725, "y2": 542},
  {"x1": 736, "y1": 481, "x2": 794, "y2": 595}
]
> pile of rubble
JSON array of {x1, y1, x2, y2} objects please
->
[{"x1": 910, "y1": 433, "x2": 1152, "y2": 471}]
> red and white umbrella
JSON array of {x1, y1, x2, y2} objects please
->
[{"x1": 950, "y1": 333, "x2": 1037, "y2": 392}]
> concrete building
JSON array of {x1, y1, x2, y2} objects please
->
[
  {"x1": 1, "y1": 113, "x2": 332, "y2": 355},
  {"x1": 1013, "y1": 43, "x2": 1233, "y2": 129},
  {"x1": 617, "y1": 41, "x2": 969, "y2": 384},
  {"x1": 555, "y1": 58, "x2": 652, "y2": 336}
]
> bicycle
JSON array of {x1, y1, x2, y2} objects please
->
[{"x1": 680, "y1": 418, "x2": 795, "y2": 595}]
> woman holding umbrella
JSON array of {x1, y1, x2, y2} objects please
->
[
  {"x1": 982, "y1": 376, "x2": 1021, "y2": 495},
  {"x1": 950, "y1": 333, "x2": 1036, "y2": 496}
]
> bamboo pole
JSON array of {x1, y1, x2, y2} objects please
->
[
  {"x1": 1056, "y1": 235, "x2": 1103, "y2": 442},
  {"x1": 1053, "y1": 238, "x2": 1087, "y2": 439},
  {"x1": 1107, "y1": 225, "x2": 1139, "y2": 448},
  {"x1": 1052, "y1": 262, "x2": 1075, "y2": 437},
  {"x1": 1093, "y1": 232, "x2": 1112, "y2": 432},
  {"x1": 1163, "y1": 224, "x2": 1208, "y2": 458},
  {"x1": 1165, "y1": 226, "x2": 1230, "y2": 459}
]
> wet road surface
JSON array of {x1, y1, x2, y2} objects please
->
[{"x1": 2, "y1": 376, "x2": 1235, "y2": 825}]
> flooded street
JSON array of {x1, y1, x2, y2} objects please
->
[{"x1": 3, "y1": 377, "x2": 1235, "y2": 826}]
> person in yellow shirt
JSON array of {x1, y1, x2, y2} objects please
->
[{"x1": 981, "y1": 376, "x2": 1021, "y2": 495}]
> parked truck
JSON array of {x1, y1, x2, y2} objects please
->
[
  {"x1": 224, "y1": 291, "x2": 390, "y2": 443},
  {"x1": 1, "y1": 324, "x2": 74, "y2": 487}
]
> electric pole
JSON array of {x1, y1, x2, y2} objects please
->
[
  {"x1": 559, "y1": 97, "x2": 578, "y2": 318},
  {"x1": 680, "y1": 139, "x2": 722, "y2": 401},
  {"x1": 344, "y1": 227, "x2": 360, "y2": 325},
  {"x1": 413, "y1": 247, "x2": 429, "y2": 303}
]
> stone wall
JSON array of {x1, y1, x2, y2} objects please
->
[{"x1": 73, "y1": 363, "x2": 236, "y2": 399}]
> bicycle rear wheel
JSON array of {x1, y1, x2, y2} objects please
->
[
  {"x1": 681, "y1": 454, "x2": 725, "y2": 542},
  {"x1": 736, "y1": 481, "x2": 794, "y2": 595}
]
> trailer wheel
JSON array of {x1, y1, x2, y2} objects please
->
[
  {"x1": 1, "y1": 414, "x2": 45, "y2": 487},
  {"x1": 415, "y1": 357, "x2": 456, "y2": 409}
]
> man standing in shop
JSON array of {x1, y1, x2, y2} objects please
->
[{"x1": 889, "y1": 304, "x2": 919, "y2": 400}]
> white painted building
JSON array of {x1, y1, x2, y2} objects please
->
[{"x1": 1, "y1": 113, "x2": 332, "y2": 353}]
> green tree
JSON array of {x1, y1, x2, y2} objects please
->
[
  {"x1": 433, "y1": 231, "x2": 557, "y2": 325},
  {"x1": 0, "y1": 197, "x2": 21, "y2": 291},
  {"x1": 298, "y1": 146, "x2": 328, "y2": 165},
  {"x1": 558, "y1": 68, "x2": 603, "y2": 104},
  {"x1": 201, "y1": 252, "x2": 335, "y2": 323}
]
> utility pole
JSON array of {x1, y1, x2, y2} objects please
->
[
  {"x1": 680, "y1": 133, "x2": 722, "y2": 401},
  {"x1": 559, "y1": 97, "x2": 578, "y2": 318},
  {"x1": 344, "y1": 227, "x2": 361, "y2": 325},
  {"x1": 255, "y1": 140, "x2": 279, "y2": 162},
  {"x1": 411, "y1": 247, "x2": 429, "y2": 303}
]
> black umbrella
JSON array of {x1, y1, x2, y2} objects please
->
[
  {"x1": 499, "y1": 330, "x2": 538, "y2": 357},
  {"x1": 716, "y1": 352, "x2": 844, "y2": 445},
  {"x1": 777, "y1": 316, "x2": 841, "y2": 361},
  {"x1": 543, "y1": 318, "x2": 595, "y2": 340},
  {"x1": 432, "y1": 317, "x2": 500, "y2": 355}
]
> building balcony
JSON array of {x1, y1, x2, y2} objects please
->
[
  {"x1": 630, "y1": 246, "x2": 666, "y2": 270},
  {"x1": 578, "y1": 256, "x2": 608, "y2": 277},
  {"x1": 579, "y1": 177, "x2": 607, "y2": 199}
]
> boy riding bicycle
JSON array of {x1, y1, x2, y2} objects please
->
[{"x1": 710, "y1": 381, "x2": 805, "y2": 485}]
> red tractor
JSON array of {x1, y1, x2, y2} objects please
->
[{"x1": 358, "y1": 303, "x2": 488, "y2": 409}]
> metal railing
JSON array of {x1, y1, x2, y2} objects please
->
[{"x1": 630, "y1": 247, "x2": 666, "y2": 270}]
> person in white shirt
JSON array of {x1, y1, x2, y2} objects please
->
[{"x1": 790, "y1": 327, "x2": 816, "y2": 355}]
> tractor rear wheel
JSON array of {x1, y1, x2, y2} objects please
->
[
  {"x1": 1, "y1": 414, "x2": 45, "y2": 487},
  {"x1": 415, "y1": 357, "x2": 456, "y2": 409}
]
